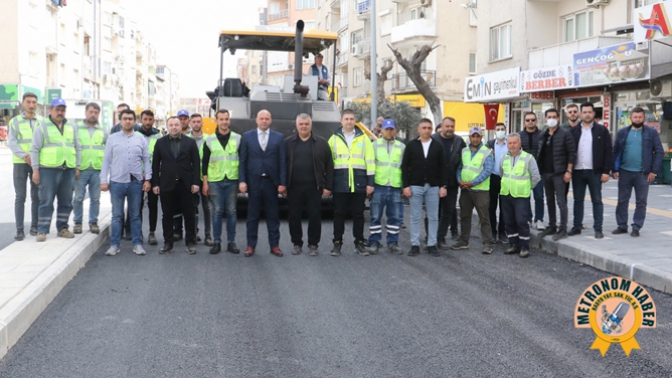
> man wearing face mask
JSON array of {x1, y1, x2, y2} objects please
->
[
  {"x1": 536, "y1": 108, "x2": 576, "y2": 242},
  {"x1": 486, "y1": 122, "x2": 508, "y2": 243},
  {"x1": 560, "y1": 103, "x2": 580, "y2": 130},
  {"x1": 518, "y1": 112, "x2": 545, "y2": 231},
  {"x1": 611, "y1": 107, "x2": 664, "y2": 237},
  {"x1": 568, "y1": 102, "x2": 613, "y2": 239}
]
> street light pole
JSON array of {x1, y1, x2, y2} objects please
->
[{"x1": 370, "y1": 0, "x2": 377, "y2": 127}]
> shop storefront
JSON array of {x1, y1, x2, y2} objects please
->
[{"x1": 464, "y1": 67, "x2": 521, "y2": 136}]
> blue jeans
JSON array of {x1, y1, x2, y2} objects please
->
[
  {"x1": 616, "y1": 170, "x2": 650, "y2": 231},
  {"x1": 37, "y1": 168, "x2": 75, "y2": 234},
  {"x1": 572, "y1": 170, "x2": 603, "y2": 231},
  {"x1": 528, "y1": 181, "x2": 544, "y2": 223},
  {"x1": 109, "y1": 180, "x2": 143, "y2": 247},
  {"x1": 73, "y1": 169, "x2": 101, "y2": 225},
  {"x1": 209, "y1": 179, "x2": 238, "y2": 244},
  {"x1": 368, "y1": 185, "x2": 403, "y2": 246},
  {"x1": 410, "y1": 184, "x2": 439, "y2": 247}
]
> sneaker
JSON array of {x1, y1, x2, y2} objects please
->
[
  {"x1": 482, "y1": 245, "x2": 493, "y2": 254},
  {"x1": 408, "y1": 245, "x2": 420, "y2": 256},
  {"x1": 186, "y1": 244, "x2": 197, "y2": 255},
  {"x1": 159, "y1": 243, "x2": 174, "y2": 254},
  {"x1": 58, "y1": 228, "x2": 75, "y2": 238},
  {"x1": 552, "y1": 229, "x2": 568, "y2": 241},
  {"x1": 519, "y1": 248, "x2": 530, "y2": 258},
  {"x1": 388, "y1": 243, "x2": 403, "y2": 255},
  {"x1": 14, "y1": 228, "x2": 25, "y2": 241},
  {"x1": 210, "y1": 243, "x2": 221, "y2": 254},
  {"x1": 227, "y1": 242, "x2": 240, "y2": 254},
  {"x1": 29, "y1": 226, "x2": 38, "y2": 236},
  {"x1": 195, "y1": 235, "x2": 202, "y2": 243},
  {"x1": 612, "y1": 227, "x2": 628, "y2": 235},
  {"x1": 427, "y1": 245, "x2": 441, "y2": 257},
  {"x1": 567, "y1": 228, "x2": 582, "y2": 236},
  {"x1": 499, "y1": 235, "x2": 509, "y2": 244},
  {"x1": 595, "y1": 230, "x2": 604, "y2": 239},
  {"x1": 451, "y1": 231, "x2": 459, "y2": 241},
  {"x1": 73, "y1": 223, "x2": 83, "y2": 234},
  {"x1": 308, "y1": 245, "x2": 319, "y2": 256},
  {"x1": 539, "y1": 228, "x2": 557, "y2": 238},
  {"x1": 331, "y1": 241, "x2": 342, "y2": 256},
  {"x1": 451, "y1": 240, "x2": 470, "y2": 250},
  {"x1": 631, "y1": 230, "x2": 640, "y2": 237},
  {"x1": 437, "y1": 239, "x2": 448, "y2": 250},
  {"x1": 204, "y1": 236, "x2": 214, "y2": 247},
  {"x1": 355, "y1": 241, "x2": 370, "y2": 256},
  {"x1": 148, "y1": 233, "x2": 158, "y2": 245},
  {"x1": 504, "y1": 246, "x2": 520, "y2": 255},
  {"x1": 36, "y1": 232, "x2": 47, "y2": 242},
  {"x1": 133, "y1": 245, "x2": 146, "y2": 255},
  {"x1": 292, "y1": 245, "x2": 302, "y2": 255},
  {"x1": 105, "y1": 245, "x2": 120, "y2": 256},
  {"x1": 536, "y1": 220, "x2": 546, "y2": 231},
  {"x1": 90, "y1": 223, "x2": 100, "y2": 234},
  {"x1": 368, "y1": 243, "x2": 380, "y2": 255}
]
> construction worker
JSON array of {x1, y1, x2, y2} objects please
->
[
  {"x1": 201, "y1": 109, "x2": 241, "y2": 255},
  {"x1": 187, "y1": 113, "x2": 213, "y2": 246},
  {"x1": 138, "y1": 109, "x2": 162, "y2": 245},
  {"x1": 8, "y1": 92, "x2": 42, "y2": 241},
  {"x1": 73, "y1": 102, "x2": 107, "y2": 235},
  {"x1": 328, "y1": 109, "x2": 375, "y2": 256},
  {"x1": 30, "y1": 98, "x2": 82, "y2": 242},
  {"x1": 367, "y1": 119, "x2": 405, "y2": 255}
]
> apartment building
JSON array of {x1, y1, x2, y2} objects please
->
[{"x1": 469, "y1": 0, "x2": 672, "y2": 153}]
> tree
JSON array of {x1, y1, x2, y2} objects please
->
[
  {"x1": 364, "y1": 58, "x2": 395, "y2": 107},
  {"x1": 350, "y1": 98, "x2": 422, "y2": 138},
  {"x1": 388, "y1": 44, "x2": 442, "y2": 127}
]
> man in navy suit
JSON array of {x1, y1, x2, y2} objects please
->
[{"x1": 239, "y1": 109, "x2": 287, "y2": 257}]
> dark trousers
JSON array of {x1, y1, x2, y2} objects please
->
[
  {"x1": 247, "y1": 178, "x2": 281, "y2": 248},
  {"x1": 458, "y1": 189, "x2": 493, "y2": 246},
  {"x1": 502, "y1": 195, "x2": 531, "y2": 249},
  {"x1": 488, "y1": 174, "x2": 506, "y2": 239},
  {"x1": 616, "y1": 170, "x2": 650, "y2": 231},
  {"x1": 173, "y1": 201, "x2": 183, "y2": 234},
  {"x1": 159, "y1": 182, "x2": 196, "y2": 245},
  {"x1": 542, "y1": 173, "x2": 569, "y2": 231},
  {"x1": 141, "y1": 190, "x2": 159, "y2": 232},
  {"x1": 572, "y1": 169, "x2": 604, "y2": 231},
  {"x1": 13, "y1": 163, "x2": 38, "y2": 230},
  {"x1": 287, "y1": 186, "x2": 322, "y2": 247},
  {"x1": 527, "y1": 181, "x2": 544, "y2": 223},
  {"x1": 333, "y1": 192, "x2": 366, "y2": 243},
  {"x1": 437, "y1": 186, "x2": 459, "y2": 241}
]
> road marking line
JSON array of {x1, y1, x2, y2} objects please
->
[{"x1": 569, "y1": 192, "x2": 672, "y2": 220}]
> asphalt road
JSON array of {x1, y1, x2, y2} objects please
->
[{"x1": 1, "y1": 201, "x2": 672, "y2": 378}]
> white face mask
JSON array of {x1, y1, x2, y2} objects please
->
[
  {"x1": 496, "y1": 130, "x2": 506, "y2": 140},
  {"x1": 546, "y1": 119, "x2": 558, "y2": 128}
]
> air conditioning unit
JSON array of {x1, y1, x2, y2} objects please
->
[
  {"x1": 586, "y1": 0, "x2": 609, "y2": 8},
  {"x1": 420, "y1": 0, "x2": 432, "y2": 5},
  {"x1": 650, "y1": 78, "x2": 672, "y2": 98}
]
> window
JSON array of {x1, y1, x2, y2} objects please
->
[
  {"x1": 469, "y1": 53, "x2": 476, "y2": 74},
  {"x1": 351, "y1": 29, "x2": 365, "y2": 51},
  {"x1": 563, "y1": 11, "x2": 593, "y2": 42},
  {"x1": 296, "y1": 0, "x2": 315, "y2": 9},
  {"x1": 490, "y1": 23, "x2": 512, "y2": 62},
  {"x1": 354, "y1": 67, "x2": 363, "y2": 87},
  {"x1": 270, "y1": 2, "x2": 280, "y2": 14}
]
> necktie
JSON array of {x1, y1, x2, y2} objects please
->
[{"x1": 261, "y1": 131, "x2": 267, "y2": 151}]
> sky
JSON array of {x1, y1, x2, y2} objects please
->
[{"x1": 124, "y1": 0, "x2": 266, "y2": 98}]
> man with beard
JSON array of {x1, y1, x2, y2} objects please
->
[
  {"x1": 560, "y1": 103, "x2": 580, "y2": 130},
  {"x1": 518, "y1": 112, "x2": 545, "y2": 231},
  {"x1": 186, "y1": 113, "x2": 214, "y2": 246}
]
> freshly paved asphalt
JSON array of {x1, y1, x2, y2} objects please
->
[{"x1": 1, "y1": 203, "x2": 672, "y2": 378}]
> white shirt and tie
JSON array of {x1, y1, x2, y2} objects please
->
[{"x1": 257, "y1": 128, "x2": 268, "y2": 151}]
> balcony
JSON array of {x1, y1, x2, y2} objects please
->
[
  {"x1": 352, "y1": 39, "x2": 371, "y2": 59},
  {"x1": 331, "y1": 17, "x2": 348, "y2": 32},
  {"x1": 336, "y1": 52, "x2": 349, "y2": 68},
  {"x1": 391, "y1": 19, "x2": 437, "y2": 48},
  {"x1": 268, "y1": 9, "x2": 289, "y2": 22},
  {"x1": 356, "y1": 0, "x2": 371, "y2": 21},
  {"x1": 390, "y1": 70, "x2": 436, "y2": 92},
  {"x1": 330, "y1": 0, "x2": 340, "y2": 7},
  {"x1": 528, "y1": 36, "x2": 632, "y2": 69}
]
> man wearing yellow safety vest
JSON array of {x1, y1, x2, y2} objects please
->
[
  {"x1": 138, "y1": 109, "x2": 162, "y2": 245},
  {"x1": 30, "y1": 98, "x2": 82, "y2": 242},
  {"x1": 8, "y1": 92, "x2": 41, "y2": 241},
  {"x1": 452, "y1": 126, "x2": 495, "y2": 254},
  {"x1": 186, "y1": 113, "x2": 213, "y2": 247},
  {"x1": 367, "y1": 119, "x2": 405, "y2": 255},
  {"x1": 73, "y1": 102, "x2": 107, "y2": 235},
  {"x1": 201, "y1": 110, "x2": 241, "y2": 255},
  {"x1": 500, "y1": 133, "x2": 541, "y2": 258},
  {"x1": 328, "y1": 109, "x2": 375, "y2": 256}
]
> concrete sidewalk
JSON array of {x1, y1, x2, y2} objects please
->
[{"x1": 529, "y1": 180, "x2": 672, "y2": 294}]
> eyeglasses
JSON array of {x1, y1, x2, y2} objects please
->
[{"x1": 525, "y1": 119, "x2": 536, "y2": 122}]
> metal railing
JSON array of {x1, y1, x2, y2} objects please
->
[
  {"x1": 268, "y1": 9, "x2": 289, "y2": 22},
  {"x1": 390, "y1": 70, "x2": 436, "y2": 91},
  {"x1": 331, "y1": 17, "x2": 348, "y2": 32},
  {"x1": 336, "y1": 52, "x2": 349, "y2": 67},
  {"x1": 357, "y1": 0, "x2": 371, "y2": 14}
]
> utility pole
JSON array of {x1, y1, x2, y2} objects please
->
[{"x1": 370, "y1": 0, "x2": 377, "y2": 127}]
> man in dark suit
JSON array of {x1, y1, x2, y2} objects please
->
[
  {"x1": 151, "y1": 116, "x2": 201, "y2": 255},
  {"x1": 239, "y1": 109, "x2": 287, "y2": 257}
]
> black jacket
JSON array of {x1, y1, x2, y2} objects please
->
[
  {"x1": 518, "y1": 127, "x2": 542, "y2": 159},
  {"x1": 431, "y1": 132, "x2": 466, "y2": 188},
  {"x1": 401, "y1": 138, "x2": 448, "y2": 188},
  {"x1": 151, "y1": 135, "x2": 201, "y2": 192},
  {"x1": 570, "y1": 122, "x2": 614, "y2": 175},
  {"x1": 285, "y1": 133, "x2": 334, "y2": 190},
  {"x1": 537, "y1": 127, "x2": 577, "y2": 175}
]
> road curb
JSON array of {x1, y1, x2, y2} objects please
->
[{"x1": 0, "y1": 213, "x2": 110, "y2": 359}]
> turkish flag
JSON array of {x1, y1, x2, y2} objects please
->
[{"x1": 484, "y1": 104, "x2": 499, "y2": 130}]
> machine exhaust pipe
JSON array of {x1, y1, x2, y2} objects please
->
[{"x1": 293, "y1": 20, "x2": 309, "y2": 97}]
